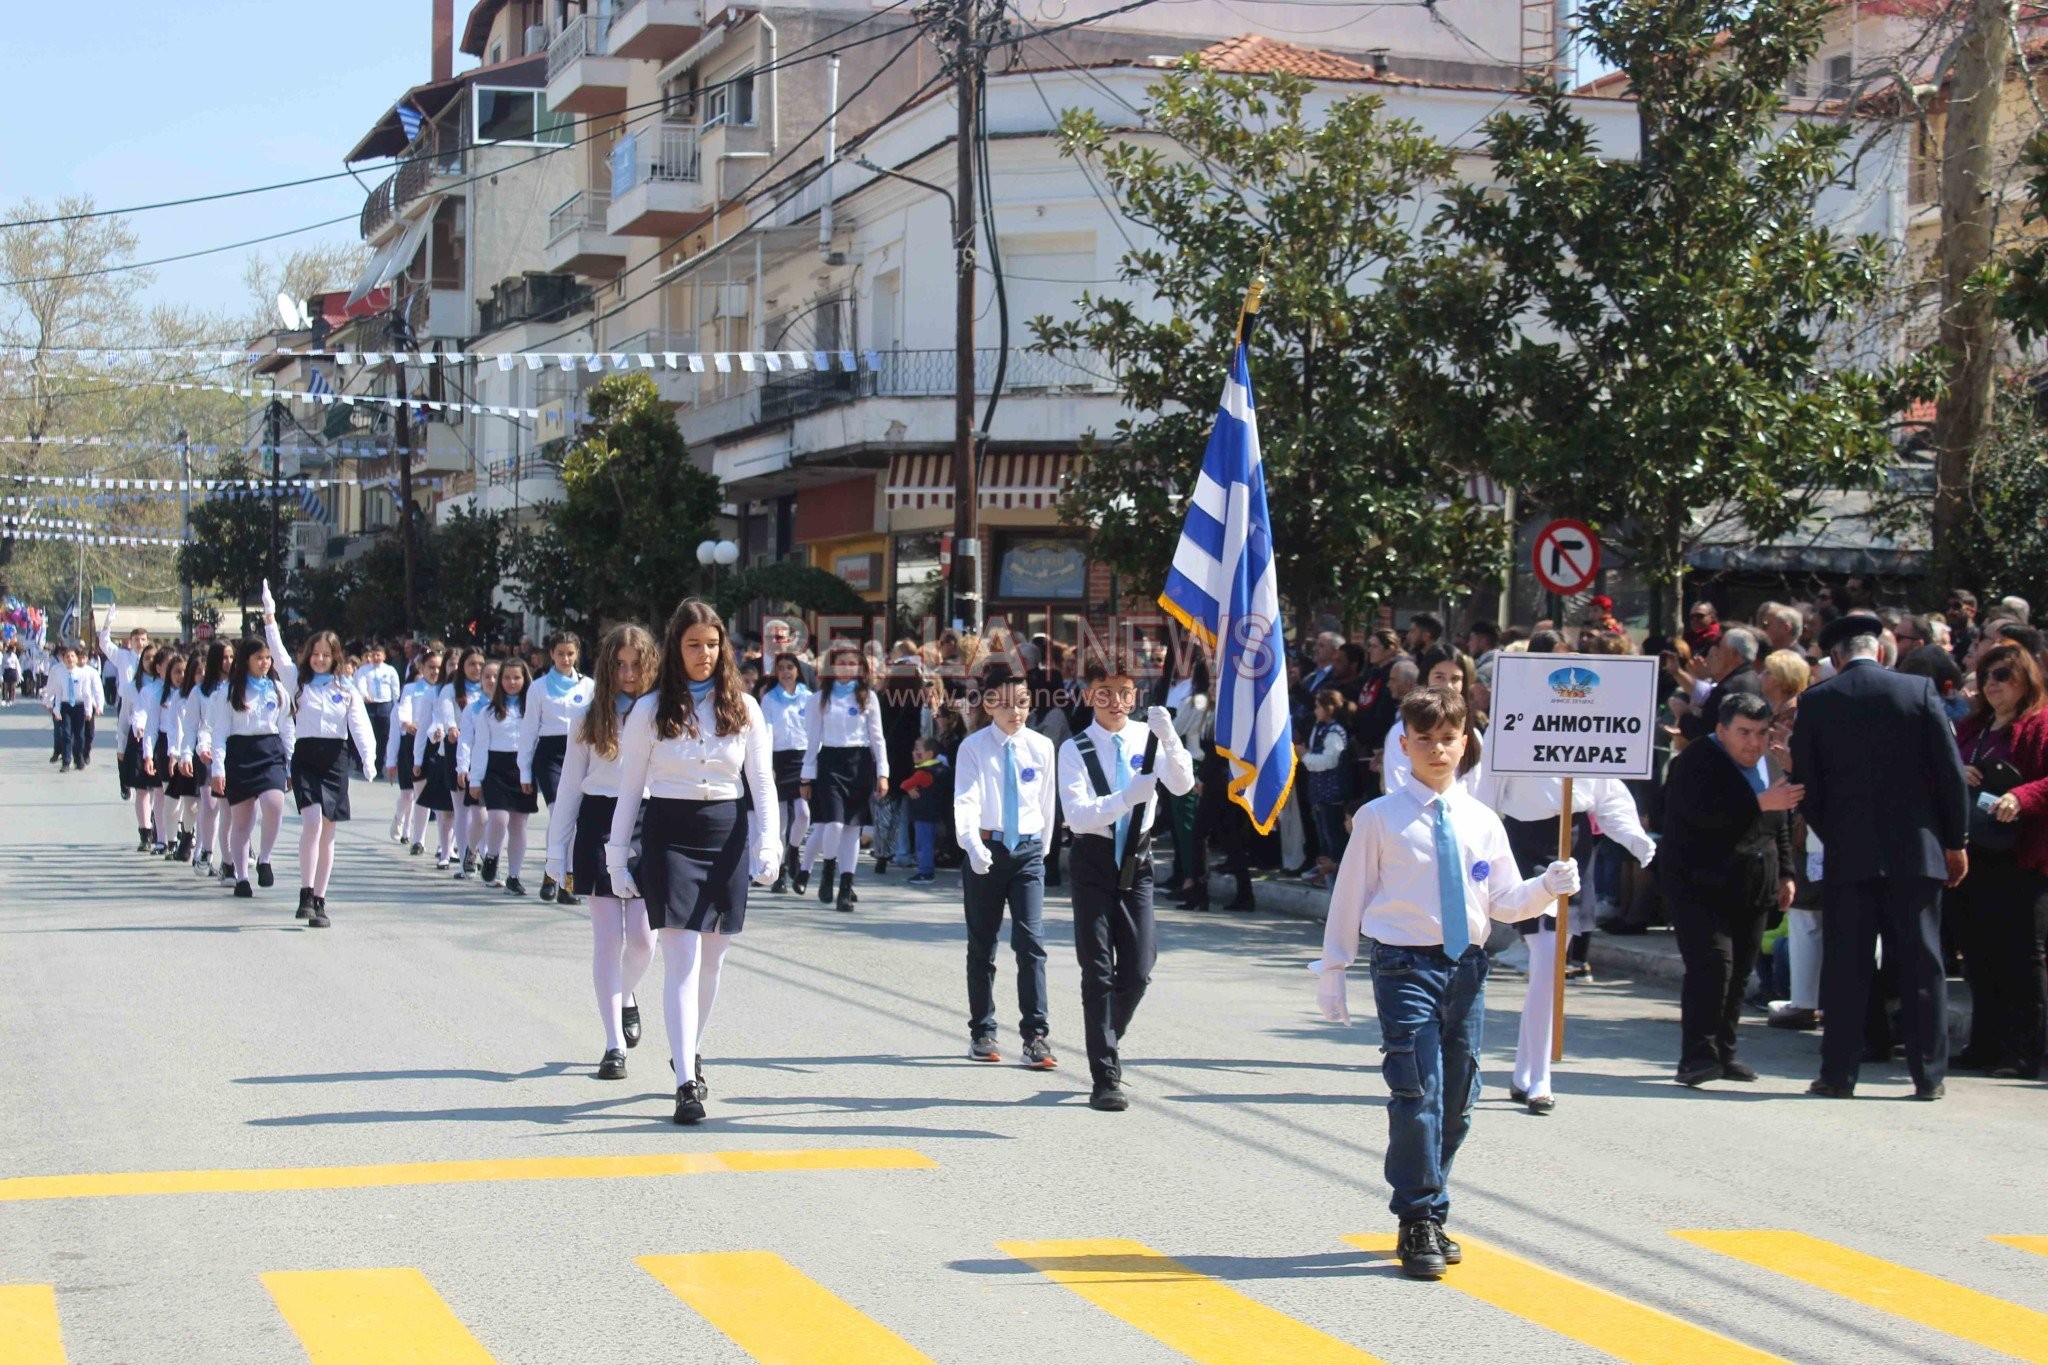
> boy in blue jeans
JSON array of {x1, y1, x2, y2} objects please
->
[
  {"x1": 901, "y1": 737, "x2": 950, "y2": 884},
  {"x1": 1312, "y1": 686, "x2": 1579, "y2": 1279}
]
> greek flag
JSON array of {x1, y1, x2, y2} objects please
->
[
  {"x1": 1160, "y1": 342, "x2": 1294, "y2": 834},
  {"x1": 307, "y1": 367, "x2": 333, "y2": 401},
  {"x1": 300, "y1": 485, "x2": 328, "y2": 523},
  {"x1": 397, "y1": 102, "x2": 424, "y2": 143}
]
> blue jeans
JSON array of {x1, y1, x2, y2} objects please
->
[
  {"x1": 914, "y1": 821, "x2": 938, "y2": 877},
  {"x1": 1370, "y1": 939, "x2": 1489, "y2": 1224}
]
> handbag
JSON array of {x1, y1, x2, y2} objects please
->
[{"x1": 1967, "y1": 730, "x2": 2024, "y2": 852}]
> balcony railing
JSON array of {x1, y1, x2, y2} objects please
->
[
  {"x1": 546, "y1": 11, "x2": 610, "y2": 81},
  {"x1": 546, "y1": 189, "x2": 612, "y2": 246},
  {"x1": 609, "y1": 123, "x2": 701, "y2": 196},
  {"x1": 478, "y1": 272, "x2": 593, "y2": 333},
  {"x1": 757, "y1": 348, "x2": 1115, "y2": 423},
  {"x1": 359, "y1": 129, "x2": 464, "y2": 240}
]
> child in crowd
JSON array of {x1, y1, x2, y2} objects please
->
[
  {"x1": 901, "y1": 736, "x2": 951, "y2": 885},
  {"x1": 1299, "y1": 688, "x2": 1353, "y2": 889}
]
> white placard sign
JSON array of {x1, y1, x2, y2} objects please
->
[{"x1": 1486, "y1": 652, "x2": 1661, "y2": 780}]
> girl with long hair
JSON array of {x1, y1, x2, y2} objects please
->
[
  {"x1": 468, "y1": 657, "x2": 536, "y2": 891},
  {"x1": 449, "y1": 650, "x2": 494, "y2": 878},
  {"x1": 759, "y1": 651, "x2": 813, "y2": 894},
  {"x1": 201, "y1": 586, "x2": 293, "y2": 898},
  {"x1": 287, "y1": 628, "x2": 376, "y2": 928},
  {"x1": 150, "y1": 651, "x2": 198, "y2": 861},
  {"x1": 547, "y1": 623, "x2": 660, "y2": 1079},
  {"x1": 384, "y1": 650, "x2": 441, "y2": 849},
  {"x1": 189, "y1": 639, "x2": 235, "y2": 877},
  {"x1": 520, "y1": 630, "x2": 595, "y2": 906},
  {"x1": 799, "y1": 642, "x2": 889, "y2": 912},
  {"x1": 411, "y1": 647, "x2": 465, "y2": 872},
  {"x1": 606, "y1": 599, "x2": 778, "y2": 1123},
  {"x1": 127, "y1": 647, "x2": 167, "y2": 851}
]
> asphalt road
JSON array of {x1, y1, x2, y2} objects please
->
[{"x1": 1, "y1": 705, "x2": 2044, "y2": 1364}]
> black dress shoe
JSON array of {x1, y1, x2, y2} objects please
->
[
  {"x1": 696, "y1": 1056, "x2": 708, "y2": 1098},
  {"x1": 297, "y1": 888, "x2": 315, "y2": 921},
  {"x1": 816, "y1": 859, "x2": 837, "y2": 903},
  {"x1": 1912, "y1": 1082, "x2": 1945, "y2": 1101},
  {"x1": 1675, "y1": 1061, "x2": 1725, "y2": 1088},
  {"x1": 1088, "y1": 1082, "x2": 1129, "y2": 1113},
  {"x1": 1806, "y1": 1079, "x2": 1855, "y2": 1098},
  {"x1": 1508, "y1": 1086, "x2": 1529, "y2": 1104},
  {"x1": 790, "y1": 867, "x2": 809, "y2": 895},
  {"x1": 673, "y1": 1081, "x2": 706, "y2": 1125},
  {"x1": 1397, "y1": 1220, "x2": 1446, "y2": 1280},
  {"x1": 409, "y1": 841, "x2": 424, "y2": 857},
  {"x1": 539, "y1": 875, "x2": 558, "y2": 902},
  {"x1": 256, "y1": 862, "x2": 275, "y2": 888},
  {"x1": 621, "y1": 1002, "x2": 642, "y2": 1048},
  {"x1": 597, "y1": 1049, "x2": 627, "y2": 1080},
  {"x1": 504, "y1": 877, "x2": 527, "y2": 896},
  {"x1": 1720, "y1": 1059, "x2": 1759, "y2": 1082},
  {"x1": 556, "y1": 889, "x2": 579, "y2": 906},
  {"x1": 308, "y1": 898, "x2": 330, "y2": 929},
  {"x1": 835, "y1": 873, "x2": 857, "y2": 912},
  {"x1": 234, "y1": 879, "x2": 254, "y2": 899},
  {"x1": 1527, "y1": 1095, "x2": 1556, "y2": 1115},
  {"x1": 1433, "y1": 1223, "x2": 1463, "y2": 1265}
]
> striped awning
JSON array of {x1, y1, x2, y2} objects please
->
[{"x1": 883, "y1": 453, "x2": 1073, "y2": 511}]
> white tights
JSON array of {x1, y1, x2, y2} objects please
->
[
  {"x1": 151, "y1": 789, "x2": 168, "y2": 843},
  {"x1": 408, "y1": 802, "x2": 431, "y2": 845},
  {"x1": 435, "y1": 810, "x2": 458, "y2": 861},
  {"x1": 299, "y1": 806, "x2": 339, "y2": 897},
  {"x1": 226, "y1": 791, "x2": 286, "y2": 877},
  {"x1": 462, "y1": 804, "x2": 487, "y2": 858},
  {"x1": 195, "y1": 789, "x2": 219, "y2": 856},
  {"x1": 172, "y1": 794, "x2": 196, "y2": 836},
  {"x1": 1512, "y1": 927, "x2": 1557, "y2": 1100},
  {"x1": 779, "y1": 797, "x2": 810, "y2": 852},
  {"x1": 132, "y1": 785, "x2": 152, "y2": 834},
  {"x1": 660, "y1": 927, "x2": 734, "y2": 1088},
  {"x1": 590, "y1": 895, "x2": 656, "y2": 1052},
  {"x1": 390, "y1": 783, "x2": 416, "y2": 836},
  {"x1": 800, "y1": 820, "x2": 864, "y2": 876},
  {"x1": 485, "y1": 810, "x2": 529, "y2": 878}
]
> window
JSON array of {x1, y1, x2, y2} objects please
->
[
  {"x1": 473, "y1": 87, "x2": 572, "y2": 145},
  {"x1": 871, "y1": 270, "x2": 900, "y2": 353},
  {"x1": 1824, "y1": 53, "x2": 1852, "y2": 101},
  {"x1": 891, "y1": 533, "x2": 944, "y2": 639},
  {"x1": 489, "y1": 42, "x2": 504, "y2": 64},
  {"x1": 701, "y1": 70, "x2": 756, "y2": 128}
]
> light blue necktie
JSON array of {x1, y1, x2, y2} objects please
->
[
  {"x1": 1434, "y1": 797, "x2": 1470, "y2": 959},
  {"x1": 1000, "y1": 737, "x2": 1020, "y2": 851},
  {"x1": 1111, "y1": 732, "x2": 1130, "y2": 864}
]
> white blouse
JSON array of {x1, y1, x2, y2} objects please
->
[
  {"x1": 292, "y1": 672, "x2": 377, "y2": 761},
  {"x1": 760, "y1": 683, "x2": 813, "y2": 752},
  {"x1": 466, "y1": 696, "x2": 528, "y2": 784},
  {"x1": 518, "y1": 671, "x2": 596, "y2": 783},
  {"x1": 454, "y1": 692, "x2": 490, "y2": 779},
  {"x1": 386, "y1": 679, "x2": 438, "y2": 770},
  {"x1": 202, "y1": 676, "x2": 293, "y2": 746},
  {"x1": 605, "y1": 689, "x2": 778, "y2": 877},
  {"x1": 544, "y1": 700, "x2": 643, "y2": 878},
  {"x1": 801, "y1": 683, "x2": 889, "y2": 781}
]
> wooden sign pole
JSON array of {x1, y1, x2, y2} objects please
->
[{"x1": 1551, "y1": 776, "x2": 1574, "y2": 1063}]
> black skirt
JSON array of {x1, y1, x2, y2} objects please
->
[
  {"x1": 571, "y1": 793, "x2": 644, "y2": 899},
  {"x1": 417, "y1": 738, "x2": 456, "y2": 813},
  {"x1": 224, "y1": 733, "x2": 289, "y2": 804},
  {"x1": 139, "y1": 733, "x2": 168, "y2": 793},
  {"x1": 638, "y1": 797, "x2": 749, "y2": 933},
  {"x1": 164, "y1": 733, "x2": 198, "y2": 800},
  {"x1": 482, "y1": 750, "x2": 538, "y2": 814},
  {"x1": 291, "y1": 737, "x2": 353, "y2": 819},
  {"x1": 532, "y1": 734, "x2": 569, "y2": 805},
  {"x1": 810, "y1": 745, "x2": 875, "y2": 825},
  {"x1": 772, "y1": 748, "x2": 805, "y2": 802},
  {"x1": 121, "y1": 732, "x2": 155, "y2": 791},
  {"x1": 192, "y1": 755, "x2": 212, "y2": 789},
  {"x1": 395, "y1": 736, "x2": 417, "y2": 789}
]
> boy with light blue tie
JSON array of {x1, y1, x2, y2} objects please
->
[{"x1": 1313, "y1": 686, "x2": 1580, "y2": 1279}]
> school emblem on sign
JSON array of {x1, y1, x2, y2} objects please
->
[{"x1": 1547, "y1": 667, "x2": 1599, "y2": 701}]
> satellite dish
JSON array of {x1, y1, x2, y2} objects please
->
[{"x1": 276, "y1": 292, "x2": 309, "y2": 330}]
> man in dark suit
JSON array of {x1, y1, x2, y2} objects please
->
[
  {"x1": 1677, "y1": 626, "x2": 1764, "y2": 741},
  {"x1": 1790, "y1": 613, "x2": 1970, "y2": 1100},
  {"x1": 1661, "y1": 693, "x2": 1803, "y2": 1086}
]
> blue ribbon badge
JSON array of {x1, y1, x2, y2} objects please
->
[
  {"x1": 1020, "y1": 767, "x2": 1037, "y2": 783},
  {"x1": 1469, "y1": 859, "x2": 1490, "y2": 883}
]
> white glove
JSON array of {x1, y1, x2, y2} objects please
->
[
  {"x1": 1541, "y1": 858, "x2": 1581, "y2": 898},
  {"x1": 1146, "y1": 705, "x2": 1175, "y2": 743},
  {"x1": 750, "y1": 846, "x2": 780, "y2": 886},
  {"x1": 607, "y1": 862, "x2": 640, "y2": 900},
  {"x1": 259, "y1": 579, "x2": 276, "y2": 617},
  {"x1": 966, "y1": 844, "x2": 993, "y2": 877},
  {"x1": 1124, "y1": 771, "x2": 1158, "y2": 809},
  {"x1": 1316, "y1": 965, "x2": 1351, "y2": 1024},
  {"x1": 545, "y1": 856, "x2": 566, "y2": 885}
]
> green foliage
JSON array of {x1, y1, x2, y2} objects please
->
[
  {"x1": 178, "y1": 455, "x2": 284, "y2": 608},
  {"x1": 1407, "y1": 0, "x2": 1920, "y2": 631},
  {"x1": 1999, "y1": 129, "x2": 2048, "y2": 346},
  {"x1": 291, "y1": 508, "x2": 512, "y2": 645},
  {"x1": 713, "y1": 561, "x2": 869, "y2": 620},
  {"x1": 1037, "y1": 63, "x2": 1507, "y2": 621},
  {"x1": 510, "y1": 374, "x2": 721, "y2": 635},
  {"x1": 1943, "y1": 383, "x2": 2048, "y2": 605}
]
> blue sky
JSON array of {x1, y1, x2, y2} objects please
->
[{"x1": 0, "y1": 1, "x2": 465, "y2": 323}]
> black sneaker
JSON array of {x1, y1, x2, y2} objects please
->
[
  {"x1": 597, "y1": 1049, "x2": 627, "y2": 1080},
  {"x1": 409, "y1": 841, "x2": 424, "y2": 857},
  {"x1": 673, "y1": 1081, "x2": 706, "y2": 1125},
  {"x1": 1088, "y1": 1081, "x2": 1129, "y2": 1112},
  {"x1": 234, "y1": 879, "x2": 254, "y2": 899},
  {"x1": 481, "y1": 855, "x2": 500, "y2": 886},
  {"x1": 308, "y1": 897, "x2": 330, "y2": 929},
  {"x1": 791, "y1": 866, "x2": 809, "y2": 895},
  {"x1": 1675, "y1": 1061, "x2": 1725, "y2": 1088},
  {"x1": 622, "y1": 1001, "x2": 642, "y2": 1048},
  {"x1": 1720, "y1": 1059, "x2": 1759, "y2": 1082},
  {"x1": 970, "y1": 1036, "x2": 1002, "y2": 1063},
  {"x1": 1398, "y1": 1220, "x2": 1447, "y2": 1280},
  {"x1": 297, "y1": 888, "x2": 315, "y2": 921},
  {"x1": 256, "y1": 862, "x2": 275, "y2": 889},
  {"x1": 540, "y1": 875, "x2": 558, "y2": 903},
  {"x1": 771, "y1": 868, "x2": 789, "y2": 894},
  {"x1": 1023, "y1": 1036, "x2": 1057, "y2": 1070},
  {"x1": 1432, "y1": 1222, "x2": 1463, "y2": 1266},
  {"x1": 462, "y1": 852, "x2": 478, "y2": 876},
  {"x1": 817, "y1": 858, "x2": 837, "y2": 903},
  {"x1": 504, "y1": 877, "x2": 527, "y2": 896}
]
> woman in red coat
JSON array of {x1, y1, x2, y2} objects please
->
[{"x1": 1953, "y1": 643, "x2": 2048, "y2": 1078}]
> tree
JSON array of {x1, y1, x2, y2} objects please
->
[
  {"x1": 712, "y1": 561, "x2": 869, "y2": 620},
  {"x1": 178, "y1": 455, "x2": 283, "y2": 609},
  {"x1": 423, "y1": 506, "x2": 511, "y2": 642},
  {"x1": 239, "y1": 243, "x2": 370, "y2": 334},
  {"x1": 1408, "y1": 0, "x2": 1921, "y2": 635},
  {"x1": 1933, "y1": 380, "x2": 2048, "y2": 605},
  {"x1": 1037, "y1": 63, "x2": 1507, "y2": 622},
  {"x1": 511, "y1": 373, "x2": 722, "y2": 634}
]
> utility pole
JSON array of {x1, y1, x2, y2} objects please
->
[
  {"x1": 949, "y1": 0, "x2": 981, "y2": 633},
  {"x1": 391, "y1": 355, "x2": 419, "y2": 631},
  {"x1": 176, "y1": 428, "x2": 192, "y2": 634},
  {"x1": 265, "y1": 398, "x2": 284, "y2": 594}
]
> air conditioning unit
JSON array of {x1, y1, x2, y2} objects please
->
[{"x1": 525, "y1": 23, "x2": 548, "y2": 55}]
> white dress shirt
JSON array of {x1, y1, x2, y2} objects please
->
[
  {"x1": 131, "y1": 679, "x2": 163, "y2": 742},
  {"x1": 202, "y1": 676, "x2": 292, "y2": 747},
  {"x1": 605, "y1": 688, "x2": 779, "y2": 882},
  {"x1": 1381, "y1": 717, "x2": 1488, "y2": 798},
  {"x1": 801, "y1": 682, "x2": 889, "y2": 781},
  {"x1": 1056, "y1": 719, "x2": 1196, "y2": 838},
  {"x1": 1478, "y1": 770, "x2": 1656, "y2": 866},
  {"x1": 545, "y1": 698, "x2": 643, "y2": 880},
  {"x1": 518, "y1": 669, "x2": 596, "y2": 783},
  {"x1": 1319, "y1": 777, "x2": 1555, "y2": 960},
  {"x1": 760, "y1": 683, "x2": 813, "y2": 752},
  {"x1": 454, "y1": 692, "x2": 490, "y2": 779},
  {"x1": 357, "y1": 662, "x2": 402, "y2": 705},
  {"x1": 292, "y1": 672, "x2": 377, "y2": 761},
  {"x1": 467, "y1": 697, "x2": 528, "y2": 784},
  {"x1": 954, "y1": 721, "x2": 1060, "y2": 863}
]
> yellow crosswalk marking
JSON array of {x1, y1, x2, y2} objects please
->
[
  {"x1": 0, "y1": 1148, "x2": 936, "y2": 1202},
  {"x1": 1343, "y1": 1233, "x2": 1785, "y2": 1365},
  {"x1": 0, "y1": 1285, "x2": 66, "y2": 1364},
  {"x1": 262, "y1": 1267, "x2": 495, "y2": 1364},
  {"x1": 1994, "y1": 1236, "x2": 2048, "y2": 1259},
  {"x1": 998, "y1": 1238, "x2": 1383, "y2": 1363},
  {"x1": 639, "y1": 1251, "x2": 933, "y2": 1364},
  {"x1": 1677, "y1": 1231, "x2": 2048, "y2": 1364}
]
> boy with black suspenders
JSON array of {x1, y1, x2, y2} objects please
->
[{"x1": 1057, "y1": 670, "x2": 1196, "y2": 1111}]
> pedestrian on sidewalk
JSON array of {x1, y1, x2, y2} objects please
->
[
  {"x1": 799, "y1": 643, "x2": 890, "y2": 914},
  {"x1": 604, "y1": 598, "x2": 780, "y2": 1125},
  {"x1": 518, "y1": 631, "x2": 594, "y2": 905},
  {"x1": 285, "y1": 626, "x2": 377, "y2": 929},
  {"x1": 952, "y1": 671, "x2": 1057, "y2": 1067},
  {"x1": 1660, "y1": 693, "x2": 1803, "y2": 1087},
  {"x1": 546, "y1": 622, "x2": 660, "y2": 1082},
  {"x1": 470, "y1": 658, "x2": 536, "y2": 894},
  {"x1": 1314, "y1": 685, "x2": 1579, "y2": 1280}
]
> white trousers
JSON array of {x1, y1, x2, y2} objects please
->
[
  {"x1": 1784, "y1": 907, "x2": 1823, "y2": 1010},
  {"x1": 1511, "y1": 927, "x2": 1557, "y2": 1100}
]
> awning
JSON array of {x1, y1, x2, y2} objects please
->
[
  {"x1": 346, "y1": 204, "x2": 438, "y2": 307},
  {"x1": 344, "y1": 54, "x2": 545, "y2": 162},
  {"x1": 883, "y1": 453, "x2": 1074, "y2": 512}
]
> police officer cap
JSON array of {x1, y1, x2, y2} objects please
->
[{"x1": 1817, "y1": 613, "x2": 1885, "y2": 652}]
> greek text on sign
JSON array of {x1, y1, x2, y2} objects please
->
[
  {"x1": 1486, "y1": 652, "x2": 1661, "y2": 780},
  {"x1": 1531, "y1": 519, "x2": 1601, "y2": 597}
]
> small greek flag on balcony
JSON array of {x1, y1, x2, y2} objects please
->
[
  {"x1": 397, "y1": 103, "x2": 424, "y2": 143},
  {"x1": 307, "y1": 367, "x2": 333, "y2": 401},
  {"x1": 1159, "y1": 342, "x2": 1294, "y2": 835},
  {"x1": 300, "y1": 485, "x2": 328, "y2": 523}
]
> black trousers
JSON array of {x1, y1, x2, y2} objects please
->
[
  {"x1": 1069, "y1": 832, "x2": 1155, "y2": 1087},
  {"x1": 365, "y1": 702, "x2": 393, "y2": 778},
  {"x1": 1668, "y1": 869, "x2": 1771, "y2": 1069},
  {"x1": 1819, "y1": 875, "x2": 1948, "y2": 1091},
  {"x1": 964, "y1": 836, "x2": 1049, "y2": 1041},
  {"x1": 58, "y1": 704, "x2": 88, "y2": 767},
  {"x1": 1956, "y1": 850, "x2": 2048, "y2": 1072}
]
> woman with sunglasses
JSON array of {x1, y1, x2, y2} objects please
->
[{"x1": 1952, "y1": 644, "x2": 2048, "y2": 1079}]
